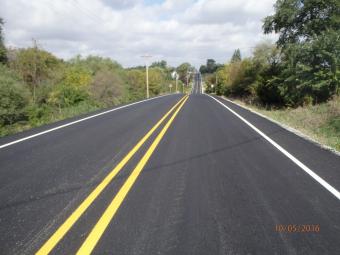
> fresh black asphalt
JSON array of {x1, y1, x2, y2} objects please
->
[{"x1": 0, "y1": 79, "x2": 339, "y2": 254}]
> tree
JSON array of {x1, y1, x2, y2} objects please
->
[
  {"x1": 199, "y1": 59, "x2": 222, "y2": 74},
  {"x1": 253, "y1": 42, "x2": 281, "y2": 67},
  {"x1": 150, "y1": 60, "x2": 167, "y2": 69},
  {"x1": 126, "y1": 69, "x2": 146, "y2": 100},
  {"x1": 263, "y1": 0, "x2": 340, "y2": 46},
  {"x1": 148, "y1": 68, "x2": 166, "y2": 95},
  {"x1": 252, "y1": 42, "x2": 284, "y2": 105},
  {"x1": 48, "y1": 66, "x2": 91, "y2": 110},
  {"x1": 68, "y1": 55, "x2": 122, "y2": 75},
  {"x1": 263, "y1": 0, "x2": 340, "y2": 105},
  {"x1": 176, "y1": 63, "x2": 194, "y2": 83},
  {"x1": 90, "y1": 69, "x2": 125, "y2": 106},
  {"x1": 9, "y1": 44, "x2": 61, "y2": 103},
  {"x1": 215, "y1": 68, "x2": 228, "y2": 96},
  {"x1": 231, "y1": 49, "x2": 241, "y2": 63},
  {"x1": 0, "y1": 17, "x2": 7, "y2": 64},
  {"x1": 199, "y1": 65, "x2": 206, "y2": 74},
  {"x1": 206, "y1": 59, "x2": 216, "y2": 73}
]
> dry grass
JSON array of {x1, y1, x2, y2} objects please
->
[{"x1": 232, "y1": 95, "x2": 340, "y2": 152}]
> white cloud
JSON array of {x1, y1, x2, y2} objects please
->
[
  {"x1": 102, "y1": 0, "x2": 142, "y2": 9},
  {"x1": 0, "y1": 0, "x2": 277, "y2": 67}
]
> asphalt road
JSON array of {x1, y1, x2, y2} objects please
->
[{"x1": 0, "y1": 78, "x2": 339, "y2": 255}]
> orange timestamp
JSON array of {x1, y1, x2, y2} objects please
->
[{"x1": 275, "y1": 224, "x2": 320, "y2": 233}]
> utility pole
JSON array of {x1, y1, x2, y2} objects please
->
[
  {"x1": 186, "y1": 71, "x2": 192, "y2": 94},
  {"x1": 186, "y1": 75, "x2": 188, "y2": 93},
  {"x1": 32, "y1": 38, "x2": 38, "y2": 104},
  {"x1": 141, "y1": 54, "x2": 152, "y2": 98},
  {"x1": 216, "y1": 72, "x2": 218, "y2": 86}
]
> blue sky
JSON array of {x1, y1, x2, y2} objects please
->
[{"x1": 0, "y1": 0, "x2": 277, "y2": 67}]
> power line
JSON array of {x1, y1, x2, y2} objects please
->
[{"x1": 69, "y1": 0, "x2": 108, "y2": 25}]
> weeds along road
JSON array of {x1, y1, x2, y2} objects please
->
[{"x1": 0, "y1": 77, "x2": 340, "y2": 255}]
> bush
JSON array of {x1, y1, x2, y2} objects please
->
[
  {"x1": 27, "y1": 104, "x2": 53, "y2": 126},
  {"x1": 0, "y1": 65, "x2": 30, "y2": 125},
  {"x1": 8, "y1": 47, "x2": 61, "y2": 90},
  {"x1": 48, "y1": 66, "x2": 91, "y2": 109},
  {"x1": 90, "y1": 69, "x2": 125, "y2": 106},
  {"x1": 126, "y1": 69, "x2": 145, "y2": 100}
]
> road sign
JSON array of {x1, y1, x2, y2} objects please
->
[{"x1": 171, "y1": 71, "x2": 179, "y2": 79}]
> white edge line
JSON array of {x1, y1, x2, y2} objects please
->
[
  {"x1": 221, "y1": 96, "x2": 340, "y2": 156},
  {"x1": 206, "y1": 94, "x2": 340, "y2": 200},
  {"x1": 0, "y1": 94, "x2": 170, "y2": 149}
]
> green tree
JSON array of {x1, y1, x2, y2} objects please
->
[
  {"x1": 0, "y1": 18, "x2": 7, "y2": 64},
  {"x1": 48, "y1": 66, "x2": 91, "y2": 110},
  {"x1": 126, "y1": 69, "x2": 146, "y2": 100},
  {"x1": 150, "y1": 60, "x2": 167, "y2": 69},
  {"x1": 264, "y1": 0, "x2": 339, "y2": 46},
  {"x1": 231, "y1": 49, "x2": 242, "y2": 63},
  {"x1": 68, "y1": 55, "x2": 122, "y2": 75},
  {"x1": 149, "y1": 68, "x2": 166, "y2": 95},
  {"x1": 252, "y1": 42, "x2": 284, "y2": 105},
  {"x1": 176, "y1": 62, "x2": 194, "y2": 84},
  {"x1": 205, "y1": 59, "x2": 216, "y2": 73},
  {"x1": 215, "y1": 68, "x2": 227, "y2": 96},
  {"x1": 9, "y1": 45, "x2": 61, "y2": 103},
  {"x1": 199, "y1": 59, "x2": 222, "y2": 74},
  {"x1": 263, "y1": 0, "x2": 340, "y2": 105},
  {"x1": 253, "y1": 42, "x2": 281, "y2": 67}
]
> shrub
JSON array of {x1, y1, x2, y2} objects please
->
[
  {"x1": 0, "y1": 65, "x2": 30, "y2": 125},
  {"x1": 90, "y1": 69, "x2": 125, "y2": 106},
  {"x1": 48, "y1": 66, "x2": 91, "y2": 109}
]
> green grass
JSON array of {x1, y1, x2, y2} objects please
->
[{"x1": 232, "y1": 95, "x2": 340, "y2": 152}]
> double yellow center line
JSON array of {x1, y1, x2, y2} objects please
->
[{"x1": 36, "y1": 95, "x2": 189, "y2": 255}]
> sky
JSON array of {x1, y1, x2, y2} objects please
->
[{"x1": 0, "y1": 0, "x2": 277, "y2": 68}]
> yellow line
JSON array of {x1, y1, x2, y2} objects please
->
[
  {"x1": 76, "y1": 96, "x2": 189, "y2": 255},
  {"x1": 36, "y1": 95, "x2": 187, "y2": 255}
]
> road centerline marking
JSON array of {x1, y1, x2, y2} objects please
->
[
  {"x1": 76, "y1": 96, "x2": 189, "y2": 255},
  {"x1": 207, "y1": 94, "x2": 340, "y2": 201},
  {"x1": 35, "y1": 95, "x2": 187, "y2": 255}
]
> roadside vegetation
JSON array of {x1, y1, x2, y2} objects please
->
[
  {"x1": 0, "y1": 18, "x2": 194, "y2": 137},
  {"x1": 233, "y1": 96, "x2": 340, "y2": 151},
  {"x1": 202, "y1": 0, "x2": 339, "y2": 151}
]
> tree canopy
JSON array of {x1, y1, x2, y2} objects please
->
[
  {"x1": 264, "y1": 0, "x2": 340, "y2": 46},
  {"x1": 0, "y1": 17, "x2": 7, "y2": 64},
  {"x1": 262, "y1": 0, "x2": 340, "y2": 105},
  {"x1": 199, "y1": 59, "x2": 223, "y2": 74},
  {"x1": 231, "y1": 49, "x2": 241, "y2": 63}
]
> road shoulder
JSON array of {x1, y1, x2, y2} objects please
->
[{"x1": 208, "y1": 94, "x2": 340, "y2": 196}]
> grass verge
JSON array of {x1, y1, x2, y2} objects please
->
[
  {"x1": 0, "y1": 102, "x2": 100, "y2": 137},
  {"x1": 229, "y1": 95, "x2": 340, "y2": 152}
]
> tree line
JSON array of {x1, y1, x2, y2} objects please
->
[
  {"x1": 203, "y1": 0, "x2": 339, "y2": 107},
  {"x1": 0, "y1": 18, "x2": 194, "y2": 136}
]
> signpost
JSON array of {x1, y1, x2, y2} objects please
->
[{"x1": 171, "y1": 71, "x2": 179, "y2": 93}]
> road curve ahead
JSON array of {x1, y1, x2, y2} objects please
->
[{"x1": 0, "y1": 81, "x2": 340, "y2": 254}]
